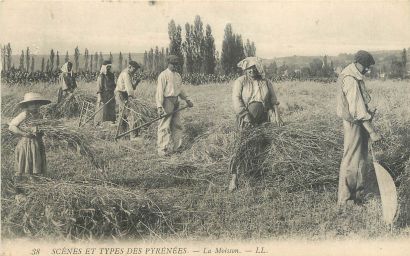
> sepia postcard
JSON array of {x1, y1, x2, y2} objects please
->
[{"x1": 1, "y1": 0, "x2": 410, "y2": 255}]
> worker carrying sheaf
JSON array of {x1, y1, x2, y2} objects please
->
[
  {"x1": 58, "y1": 61, "x2": 77, "y2": 103},
  {"x1": 229, "y1": 56, "x2": 284, "y2": 191},
  {"x1": 115, "y1": 60, "x2": 141, "y2": 140},
  {"x1": 8, "y1": 92, "x2": 51, "y2": 182},
  {"x1": 336, "y1": 50, "x2": 382, "y2": 206},
  {"x1": 156, "y1": 55, "x2": 193, "y2": 156}
]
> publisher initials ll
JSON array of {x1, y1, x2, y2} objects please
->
[{"x1": 256, "y1": 247, "x2": 266, "y2": 253}]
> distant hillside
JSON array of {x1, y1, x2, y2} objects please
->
[
  {"x1": 8, "y1": 48, "x2": 409, "y2": 73},
  {"x1": 263, "y1": 49, "x2": 409, "y2": 71}
]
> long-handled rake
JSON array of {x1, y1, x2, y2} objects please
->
[
  {"x1": 115, "y1": 106, "x2": 189, "y2": 141},
  {"x1": 78, "y1": 96, "x2": 115, "y2": 127}
]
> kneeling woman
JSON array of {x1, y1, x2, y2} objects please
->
[
  {"x1": 229, "y1": 57, "x2": 284, "y2": 191},
  {"x1": 9, "y1": 93, "x2": 51, "y2": 181}
]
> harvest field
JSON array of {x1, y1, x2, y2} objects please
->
[{"x1": 1, "y1": 79, "x2": 410, "y2": 241}]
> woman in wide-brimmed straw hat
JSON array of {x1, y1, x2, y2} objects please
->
[{"x1": 8, "y1": 92, "x2": 51, "y2": 181}]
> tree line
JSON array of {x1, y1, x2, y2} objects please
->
[
  {"x1": 144, "y1": 15, "x2": 256, "y2": 76},
  {"x1": 1, "y1": 44, "x2": 137, "y2": 73}
]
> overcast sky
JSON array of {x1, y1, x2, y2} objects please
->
[{"x1": 1, "y1": 0, "x2": 409, "y2": 58}]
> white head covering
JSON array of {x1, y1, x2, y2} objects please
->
[
  {"x1": 61, "y1": 62, "x2": 73, "y2": 75},
  {"x1": 100, "y1": 64, "x2": 112, "y2": 75},
  {"x1": 237, "y1": 57, "x2": 265, "y2": 78}
]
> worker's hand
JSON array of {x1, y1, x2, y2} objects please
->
[
  {"x1": 243, "y1": 113, "x2": 252, "y2": 123},
  {"x1": 369, "y1": 108, "x2": 377, "y2": 121},
  {"x1": 186, "y1": 100, "x2": 194, "y2": 108},
  {"x1": 157, "y1": 107, "x2": 165, "y2": 117},
  {"x1": 370, "y1": 132, "x2": 382, "y2": 142}
]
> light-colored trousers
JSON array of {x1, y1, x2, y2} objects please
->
[
  {"x1": 338, "y1": 120, "x2": 369, "y2": 205},
  {"x1": 116, "y1": 91, "x2": 137, "y2": 139},
  {"x1": 157, "y1": 97, "x2": 182, "y2": 154}
]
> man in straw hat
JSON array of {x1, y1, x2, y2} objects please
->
[
  {"x1": 229, "y1": 56, "x2": 284, "y2": 191},
  {"x1": 336, "y1": 50, "x2": 382, "y2": 206},
  {"x1": 156, "y1": 55, "x2": 193, "y2": 156},
  {"x1": 8, "y1": 92, "x2": 51, "y2": 182},
  {"x1": 115, "y1": 60, "x2": 141, "y2": 140}
]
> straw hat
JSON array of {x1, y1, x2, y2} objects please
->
[{"x1": 18, "y1": 92, "x2": 51, "y2": 107}]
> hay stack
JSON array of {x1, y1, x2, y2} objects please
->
[
  {"x1": 41, "y1": 92, "x2": 96, "y2": 119},
  {"x1": 2, "y1": 180, "x2": 171, "y2": 239},
  {"x1": 1, "y1": 95, "x2": 22, "y2": 117},
  {"x1": 126, "y1": 98, "x2": 157, "y2": 124},
  {"x1": 1, "y1": 120, "x2": 101, "y2": 169},
  {"x1": 230, "y1": 123, "x2": 343, "y2": 191}
]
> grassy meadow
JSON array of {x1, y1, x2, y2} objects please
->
[{"x1": 1, "y1": 79, "x2": 410, "y2": 241}]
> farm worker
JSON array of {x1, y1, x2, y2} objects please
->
[
  {"x1": 94, "y1": 60, "x2": 116, "y2": 126},
  {"x1": 229, "y1": 56, "x2": 284, "y2": 191},
  {"x1": 8, "y1": 92, "x2": 51, "y2": 182},
  {"x1": 156, "y1": 55, "x2": 193, "y2": 156},
  {"x1": 58, "y1": 61, "x2": 77, "y2": 103},
  {"x1": 336, "y1": 50, "x2": 382, "y2": 206},
  {"x1": 115, "y1": 60, "x2": 141, "y2": 140}
]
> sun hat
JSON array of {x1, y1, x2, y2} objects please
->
[
  {"x1": 102, "y1": 60, "x2": 112, "y2": 66},
  {"x1": 18, "y1": 92, "x2": 51, "y2": 107}
]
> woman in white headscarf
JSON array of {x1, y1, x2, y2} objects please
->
[
  {"x1": 94, "y1": 60, "x2": 116, "y2": 125},
  {"x1": 229, "y1": 56, "x2": 284, "y2": 191},
  {"x1": 58, "y1": 61, "x2": 77, "y2": 102},
  {"x1": 232, "y1": 56, "x2": 283, "y2": 128}
]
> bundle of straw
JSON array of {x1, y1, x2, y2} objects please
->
[
  {"x1": 2, "y1": 179, "x2": 172, "y2": 239},
  {"x1": 41, "y1": 92, "x2": 96, "y2": 119},
  {"x1": 230, "y1": 123, "x2": 343, "y2": 191},
  {"x1": 1, "y1": 120, "x2": 101, "y2": 169},
  {"x1": 1, "y1": 95, "x2": 22, "y2": 117},
  {"x1": 126, "y1": 98, "x2": 157, "y2": 124}
]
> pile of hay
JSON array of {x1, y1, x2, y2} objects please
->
[
  {"x1": 126, "y1": 98, "x2": 158, "y2": 124},
  {"x1": 1, "y1": 120, "x2": 102, "y2": 169},
  {"x1": 229, "y1": 123, "x2": 343, "y2": 191},
  {"x1": 1, "y1": 95, "x2": 23, "y2": 117},
  {"x1": 1, "y1": 179, "x2": 173, "y2": 239},
  {"x1": 41, "y1": 92, "x2": 96, "y2": 119}
]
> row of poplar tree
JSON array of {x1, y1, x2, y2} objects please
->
[
  {"x1": 1, "y1": 43, "x2": 137, "y2": 73},
  {"x1": 2, "y1": 15, "x2": 257, "y2": 75},
  {"x1": 145, "y1": 15, "x2": 256, "y2": 75}
]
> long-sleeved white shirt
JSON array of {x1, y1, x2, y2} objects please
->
[
  {"x1": 115, "y1": 68, "x2": 134, "y2": 96},
  {"x1": 156, "y1": 68, "x2": 188, "y2": 108},
  {"x1": 232, "y1": 75, "x2": 279, "y2": 115},
  {"x1": 337, "y1": 63, "x2": 372, "y2": 122}
]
